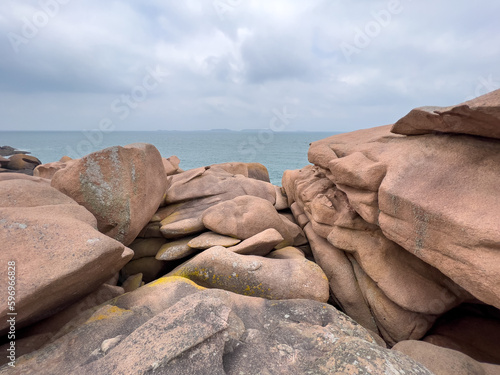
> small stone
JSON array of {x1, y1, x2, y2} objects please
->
[
  {"x1": 122, "y1": 273, "x2": 143, "y2": 293},
  {"x1": 156, "y1": 236, "x2": 199, "y2": 261},
  {"x1": 188, "y1": 232, "x2": 241, "y2": 249},
  {"x1": 229, "y1": 228, "x2": 284, "y2": 257}
]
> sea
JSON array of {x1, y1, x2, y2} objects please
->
[{"x1": 0, "y1": 131, "x2": 339, "y2": 185}]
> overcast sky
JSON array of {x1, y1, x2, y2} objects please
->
[{"x1": 1, "y1": 0, "x2": 499, "y2": 132}]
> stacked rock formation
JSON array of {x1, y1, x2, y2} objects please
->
[
  {"x1": 283, "y1": 90, "x2": 500, "y2": 362},
  {"x1": 1, "y1": 90, "x2": 499, "y2": 374},
  {"x1": 126, "y1": 161, "x2": 328, "y2": 302}
]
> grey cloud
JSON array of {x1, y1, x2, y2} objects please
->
[{"x1": 0, "y1": 0, "x2": 499, "y2": 131}]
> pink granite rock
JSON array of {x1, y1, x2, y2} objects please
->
[
  {"x1": 392, "y1": 89, "x2": 500, "y2": 139},
  {"x1": 51, "y1": 143, "x2": 167, "y2": 246}
]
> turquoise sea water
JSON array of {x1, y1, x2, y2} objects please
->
[{"x1": 0, "y1": 131, "x2": 338, "y2": 185}]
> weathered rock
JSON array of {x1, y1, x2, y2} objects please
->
[
  {"x1": 321, "y1": 126, "x2": 500, "y2": 309},
  {"x1": 274, "y1": 185, "x2": 289, "y2": 210},
  {"x1": 303, "y1": 221, "x2": 376, "y2": 333},
  {"x1": 284, "y1": 118, "x2": 500, "y2": 345},
  {"x1": 393, "y1": 340, "x2": 500, "y2": 375},
  {"x1": 349, "y1": 254, "x2": 436, "y2": 344},
  {"x1": 229, "y1": 228, "x2": 284, "y2": 256},
  {"x1": 0, "y1": 173, "x2": 72, "y2": 207},
  {"x1": 202, "y1": 195, "x2": 307, "y2": 248},
  {"x1": 0, "y1": 203, "x2": 132, "y2": 334},
  {"x1": 51, "y1": 143, "x2": 167, "y2": 246},
  {"x1": 33, "y1": 159, "x2": 75, "y2": 179},
  {"x1": 168, "y1": 246, "x2": 329, "y2": 302},
  {"x1": 280, "y1": 214, "x2": 307, "y2": 245},
  {"x1": 0, "y1": 284, "x2": 124, "y2": 365},
  {"x1": 187, "y1": 231, "x2": 241, "y2": 249},
  {"x1": 0, "y1": 277, "x2": 204, "y2": 374},
  {"x1": 155, "y1": 236, "x2": 199, "y2": 261},
  {"x1": 160, "y1": 216, "x2": 205, "y2": 238},
  {"x1": 0, "y1": 175, "x2": 132, "y2": 335},
  {"x1": 78, "y1": 295, "x2": 230, "y2": 375},
  {"x1": 290, "y1": 202, "x2": 309, "y2": 228},
  {"x1": 3, "y1": 276, "x2": 432, "y2": 375},
  {"x1": 165, "y1": 166, "x2": 275, "y2": 205},
  {"x1": 329, "y1": 337, "x2": 432, "y2": 374},
  {"x1": 392, "y1": 89, "x2": 500, "y2": 140},
  {"x1": 128, "y1": 237, "x2": 166, "y2": 260},
  {"x1": 162, "y1": 155, "x2": 182, "y2": 175},
  {"x1": 326, "y1": 225, "x2": 467, "y2": 316},
  {"x1": 284, "y1": 164, "x2": 451, "y2": 343},
  {"x1": 6, "y1": 154, "x2": 41, "y2": 170}
]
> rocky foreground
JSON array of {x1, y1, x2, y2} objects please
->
[{"x1": 1, "y1": 90, "x2": 499, "y2": 374}]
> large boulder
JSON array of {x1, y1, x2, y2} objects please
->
[
  {"x1": 0, "y1": 284, "x2": 124, "y2": 365},
  {"x1": 2, "y1": 277, "x2": 433, "y2": 375},
  {"x1": 0, "y1": 175, "x2": 133, "y2": 334},
  {"x1": 392, "y1": 88, "x2": 500, "y2": 140},
  {"x1": 1, "y1": 154, "x2": 41, "y2": 176},
  {"x1": 51, "y1": 143, "x2": 167, "y2": 246},
  {"x1": 167, "y1": 246, "x2": 329, "y2": 302},
  {"x1": 0, "y1": 173, "x2": 69, "y2": 207},
  {"x1": 6, "y1": 154, "x2": 41, "y2": 171},
  {"x1": 202, "y1": 195, "x2": 306, "y2": 248}
]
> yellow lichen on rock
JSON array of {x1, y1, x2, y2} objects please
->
[
  {"x1": 85, "y1": 305, "x2": 132, "y2": 324},
  {"x1": 146, "y1": 276, "x2": 205, "y2": 290}
]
